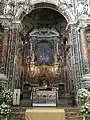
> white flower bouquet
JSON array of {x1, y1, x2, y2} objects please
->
[
  {"x1": 77, "y1": 89, "x2": 90, "y2": 102},
  {"x1": 0, "y1": 102, "x2": 11, "y2": 117},
  {"x1": 1, "y1": 89, "x2": 13, "y2": 104},
  {"x1": 81, "y1": 103, "x2": 90, "y2": 114}
]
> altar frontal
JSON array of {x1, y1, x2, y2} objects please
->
[{"x1": 25, "y1": 108, "x2": 66, "y2": 120}]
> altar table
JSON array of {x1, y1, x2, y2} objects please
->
[{"x1": 25, "y1": 108, "x2": 66, "y2": 120}]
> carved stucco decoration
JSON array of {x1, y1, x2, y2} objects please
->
[
  {"x1": 77, "y1": 21, "x2": 87, "y2": 31},
  {"x1": 29, "y1": 28, "x2": 60, "y2": 38},
  {"x1": 30, "y1": 0, "x2": 71, "y2": 6},
  {"x1": 76, "y1": 0, "x2": 90, "y2": 16},
  {"x1": 2, "y1": 0, "x2": 74, "y2": 37},
  {"x1": 56, "y1": 21, "x2": 69, "y2": 39},
  {"x1": 2, "y1": 0, "x2": 90, "y2": 28},
  {"x1": 4, "y1": 0, "x2": 74, "y2": 23},
  {"x1": 0, "y1": 31, "x2": 3, "y2": 40},
  {"x1": 30, "y1": 0, "x2": 59, "y2": 6},
  {"x1": 0, "y1": 1, "x2": 4, "y2": 14},
  {"x1": 77, "y1": 3, "x2": 88, "y2": 16}
]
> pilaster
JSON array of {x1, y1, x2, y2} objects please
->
[
  {"x1": 0, "y1": 27, "x2": 9, "y2": 74},
  {"x1": 80, "y1": 28, "x2": 89, "y2": 74},
  {"x1": 6, "y1": 21, "x2": 21, "y2": 89},
  {"x1": 69, "y1": 24, "x2": 84, "y2": 91}
]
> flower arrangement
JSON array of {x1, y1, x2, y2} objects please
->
[
  {"x1": 1, "y1": 89, "x2": 13, "y2": 105},
  {"x1": 0, "y1": 89, "x2": 13, "y2": 120},
  {"x1": 77, "y1": 89, "x2": 90, "y2": 120},
  {"x1": 77, "y1": 89, "x2": 90, "y2": 102},
  {"x1": 81, "y1": 103, "x2": 90, "y2": 114},
  {"x1": 0, "y1": 102, "x2": 11, "y2": 116}
]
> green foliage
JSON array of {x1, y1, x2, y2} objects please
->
[
  {"x1": 0, "y1": 61, "x2": 6, "y2": 74},
  {"x1": 0, "y1": 102, "x2": 11, "y2": 116},
  {"x1": 0, "y1": 88, "x2": 13, "y2": 117},
  {"x1": 81, "y1": 103, "x2": 90, "y2": 115},
  {"x1": 0, "y1": 87, "x2": 3, "y2": 105},
  {"x1": 77, "y1": 89, "x2": 90, "y2": 103},
  {"x1": 0, "y1": 89, "x2": 13, "y2": 105},
  {"x1": 77, "y1": 89, "x2": 90, "y2": 116}
]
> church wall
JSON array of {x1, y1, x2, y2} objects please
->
[
  {"x1": 0, "y1": 29, "x2": 3, "y2": 61},
  {"x1": 0, "y1": 0, "x2": 90, "y2": 91},
  {"x1": 0, "y1": 28, "x2": 9, "y2": 74},
  {"x1": 86, "y1": 30, "x2": 90, "y2": 72},
  {"x1": 1, "y1": 29, "x2": 9, "y2": 61}
]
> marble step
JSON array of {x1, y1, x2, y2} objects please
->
[
  {"x1": 10, "y1": 107, "x2": 84, "y2": 120},
  {"x1": 65, "y1": 108, "x2": 82, "y2": 120},
  {"x1": 66, "y1": 115, "x2": 83, "y2": 120},
  {"x1": 66, "y1": 115, "x2": 90, "y2": 120},
  {"x1": 65, "y1": 108, "x2": 81, "y2": 117},
  {"x1": 10, "y1": 114, "x2": 25, "y2": 120},
  {"x1": 11, "y1": 118, "x2": 25, "y2": 120},
  {"x1": 10, "y1": 109, "x2": 25, "y2": 120}
]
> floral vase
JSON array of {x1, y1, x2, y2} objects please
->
[{"x1": 1, "y1": 116, "x2": 7, "y2": 120}]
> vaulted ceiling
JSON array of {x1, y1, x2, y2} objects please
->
[{"x1": 21, "y1": 8, "x2": 68, "y2": 38}]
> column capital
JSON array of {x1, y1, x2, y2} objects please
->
[
  {"x1": 10, "y1": 20, "x2": 22, "y2": 30},
  {"x1": 77, "y1": 21, "x2": 87, "y2": 31}
]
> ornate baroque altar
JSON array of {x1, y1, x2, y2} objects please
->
[{"x1": 32, "y1": 87, "x2": 57, "y2": 106}]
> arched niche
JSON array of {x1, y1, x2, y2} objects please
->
[{"x1": 16, "y1": 1, "x2": 75, "y2": 23}]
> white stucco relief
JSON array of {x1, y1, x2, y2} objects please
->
[
  {"x1": 30, "y1": 0, "x2": 59, "y2": 6},
  {"x1": 3, "y1": 0, "x2": 75, "y2": 24},
  {"x1": 16, "y1": 0, "x2": 74, "y2": 23}
]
